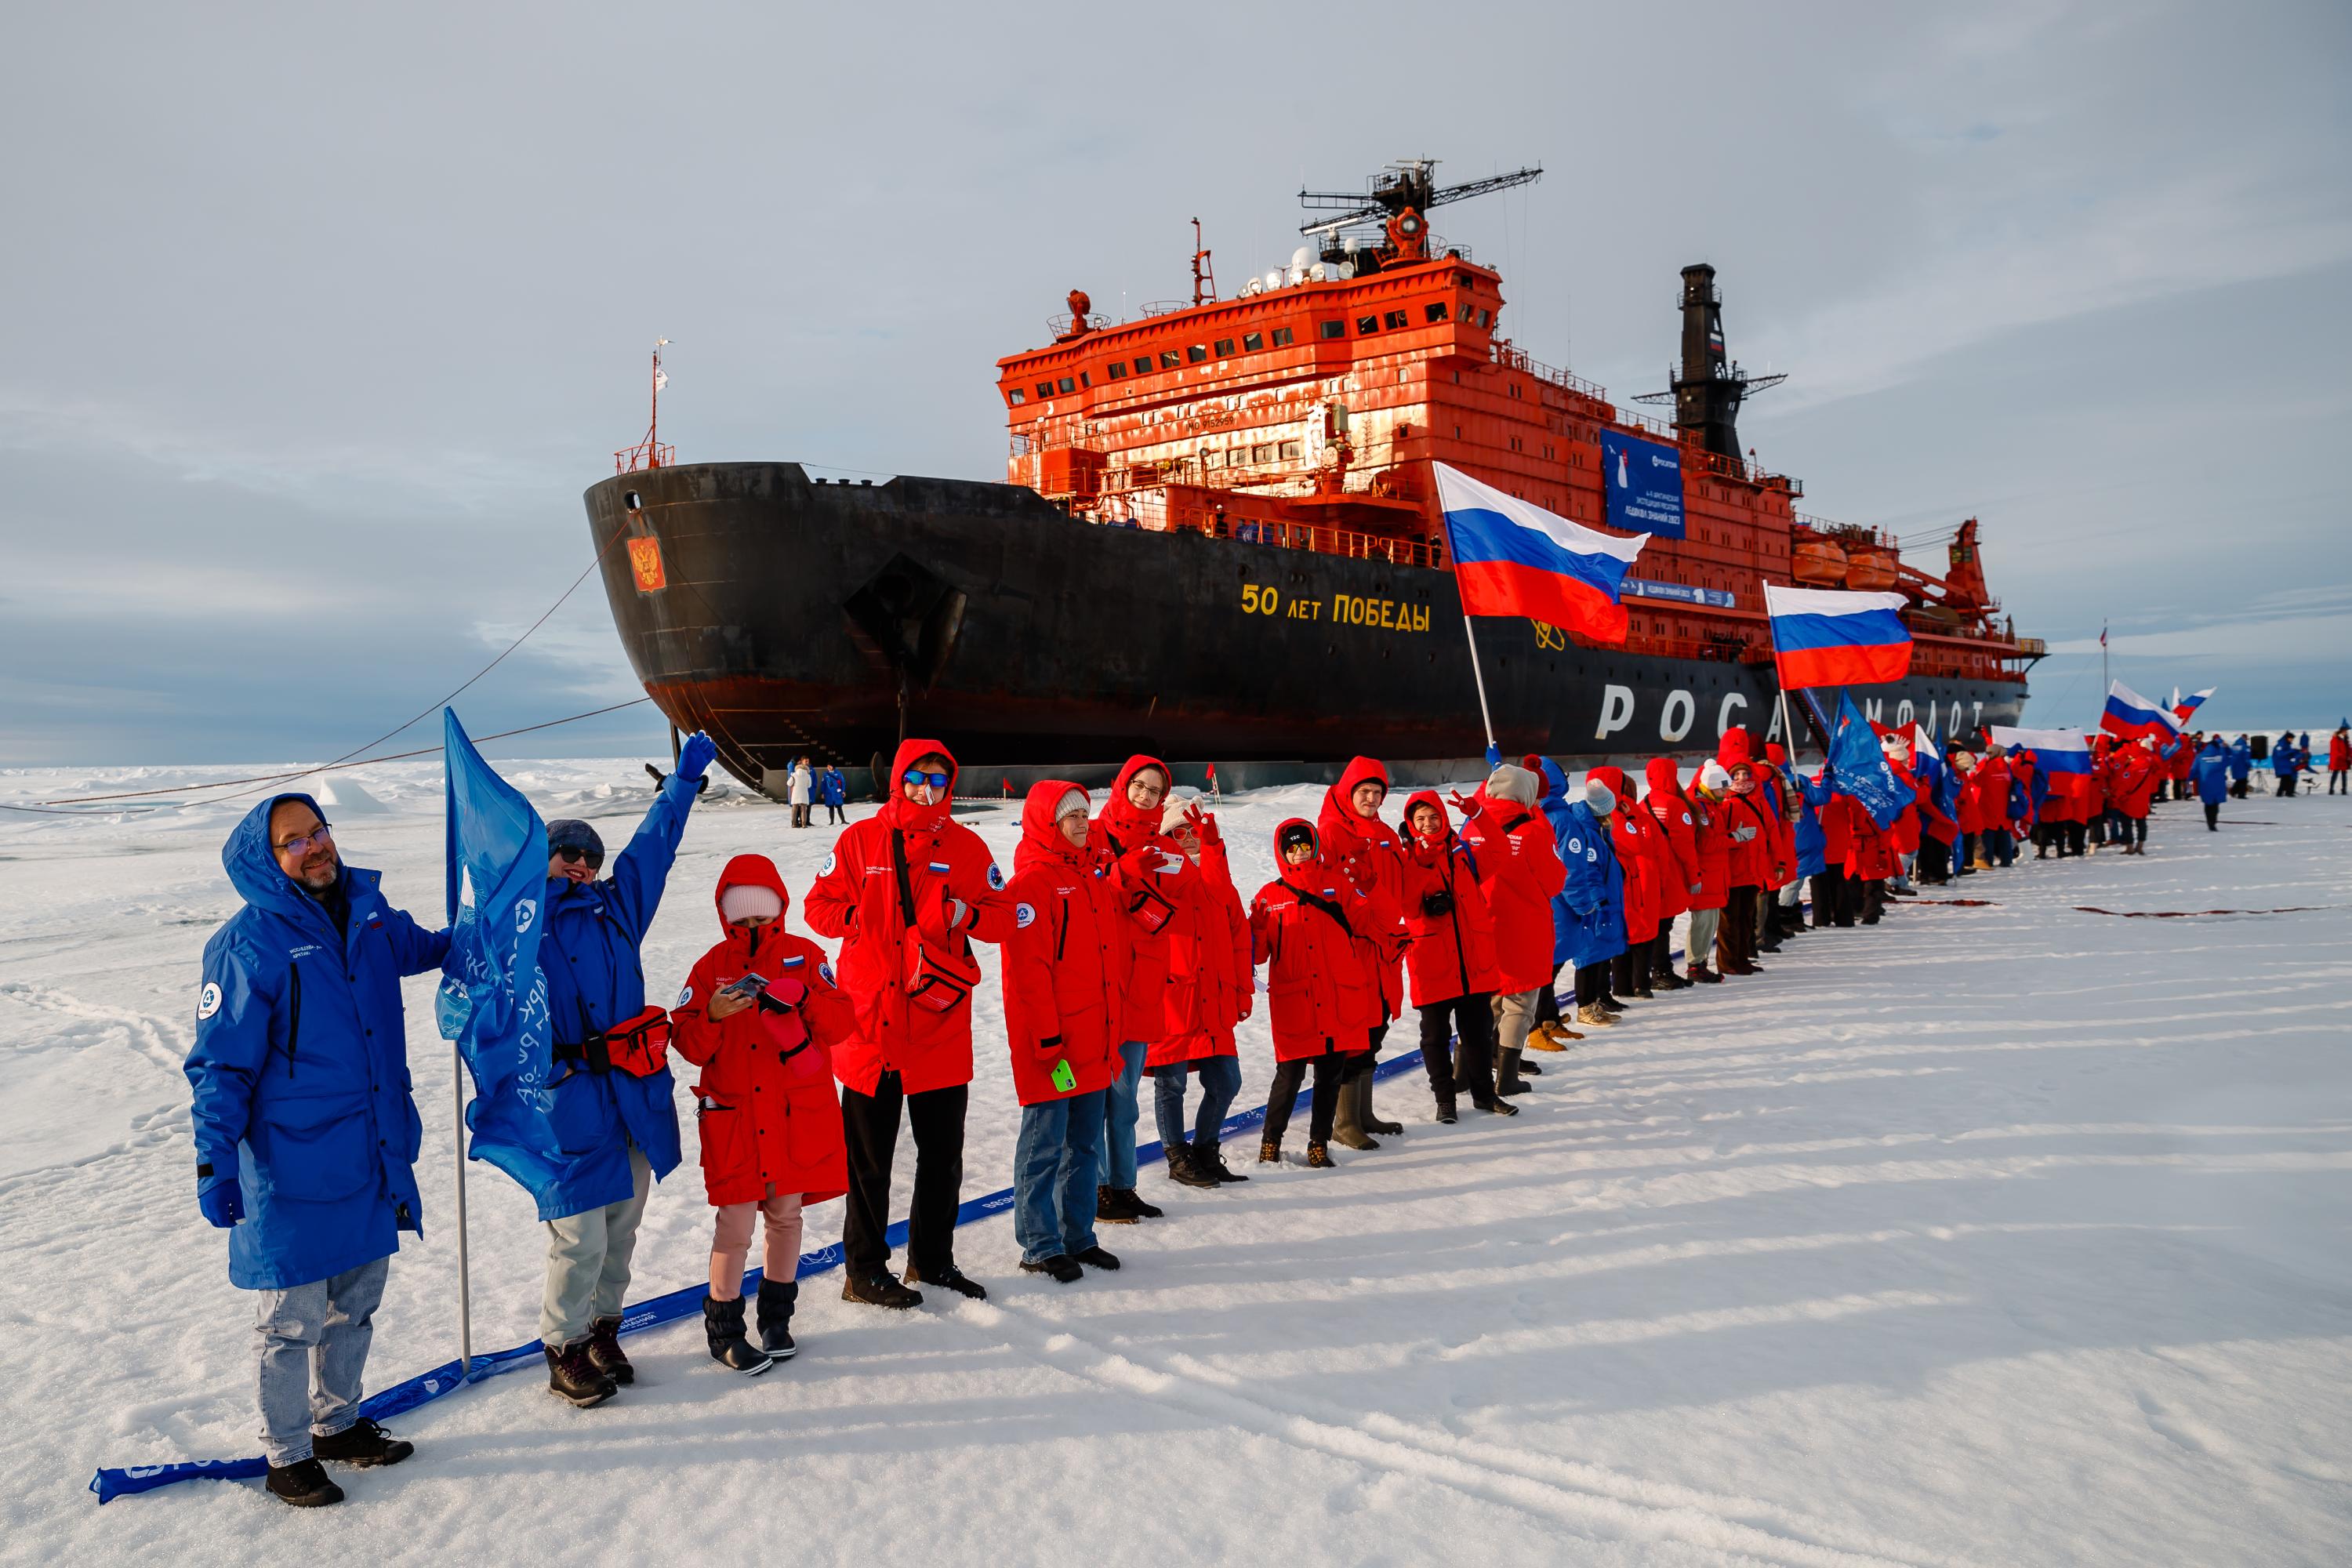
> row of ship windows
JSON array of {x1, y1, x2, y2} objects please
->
[{"x1": 1007, "y1": 302, "x2": 1495, "y2": 404}]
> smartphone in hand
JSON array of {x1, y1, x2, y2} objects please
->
[{"x1": 720, "y1": 971, "x2": 769, "y2": 1000}]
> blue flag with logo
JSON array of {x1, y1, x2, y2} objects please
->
[
  {"x1": 1830, "y1": 691, "x2": 1908, "y2": 829},
  {"x1": 437, "y1": 710, "x2": 567, "y2": 1205}
]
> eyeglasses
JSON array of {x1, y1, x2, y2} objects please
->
[
  {"x1": 902, "y1": 770, "x2": 951, "y2": 789},
  {"x1": 554, "y1": 846, "x2": 604, "y2": 870},
  {"x1": 273, "y1": 822, "x2": 334, "y2": 855}
]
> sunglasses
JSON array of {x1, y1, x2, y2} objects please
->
[
  {"x1": 902, "y1": 770, "x2": 951, "y2": 789},
  {"x1": 554, "y1": 845, "x2": 604, "y2": 870},
  {"x1": 274, "y1": 822, "x2": 334, "y2": 855}
]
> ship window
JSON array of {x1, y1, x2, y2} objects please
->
[
  {"x1": 1356, "y1": 316, "x2": 1378, "y2": 335},
  {"x1": 1384, "y1": 310, "x2": 1408, "y2": 330},
  {"x1": 1214, "y1": 338, "x2": 1234, "y2": 357},
  {"x1": 1105, "y1": 361, "x2": 1126, "y2": 380},
  {"x1": 1007, "y1": 388, "x2": 1025, "y2": 405},
  {"x1": 1478, "y1": 309, "x2": 1493, "y2": 328},
  {"x1": 1204, "y1": 449, "x2": 1222, "y2": 469},
  {"x1": 1279, "y1": 440, "x2": 1302, "y2": 460},
  {"x1": 1186, "y1": 344, "x2": 1207, "y2": 364},
  {"x1": 1078, "y1": 372, "x2": 1091, "y2": 388},
  {"x1": 1160, "y1": 350, "x2": 1181, "y2": 368},
  {"x1": 1425, "y1": 302, "x2": 1448, "y2": 322},
  {"x1": 1243, "y1": 332, "x2": 1265, "y2": 351},
  {"x1": 1134, "y1": 357, "x2": 1153, "y2": 375},
  {"x1": 1253, "y1": 444, "x2": 1274, "y2": 463},
  {"x1": 1035, "y1": 383, "x2": 1054, "y2": 398},
  {"x1": 1056, "y1": 377, "x2": 1076, "y2": 394},
  {"x1": 1318, "y1": 321, "x2": 1345, "y2": 340},
  {"x1": 1272, "y1": 327, "x2": 1295, "y2": 347}
]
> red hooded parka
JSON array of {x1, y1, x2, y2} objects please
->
[
  {"x1": 998, "y1": 782, "x2": 1130, "y2": 1107},
  {"x1": 1249, "y1": 820, "x2": 1379, "y2": 1062},
  {"x1": 1397, "y1": 789, "x2": 1501, "y2": 1006}
]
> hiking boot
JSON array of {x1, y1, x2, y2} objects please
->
[
  {"x1": 310, "y1": 1416, "x2": 412, "y2": 1468},
  {"x1": 1688, "y1": 964, "x2": 1722, "y2": 983},
  {"x1": 1200, "y1": 1143, "x2": 1250, "y2": 1181},
  {"x1": 1073, "y1": 1245, "x2": 1122, "y2": 1271},
  {"x1": 1021, "y1": 1254, "x2": 1083, "y2": 1283},
  {"x1": 1096, "y1": 1184, "x2": 1142, "y2": 1223},
  {"x1": 1258, "y1": 1139, "x2": 1283, "y2": 1164},
  {"x1": 1435, "y1": 1097, "x2": 1457, "y2": 1124},
  {"x1": 1576, "y1": 1004, "x2": 1617, "y2": 1027},
  {"x1": 904, "y1": 1261, "x2": 988, "y2": 1300},
  {"x1": 1526, "y1": 1022, "x2": 1572, "y2": 1051},
  {"x1": 545, "y1": 1340, "x2": 618, "y2": 1407},
  {"x1": 702, "y1": 1296, "x2": 774, "y2": 1375},
  {"x1": 1518, "y1": 1056, "x2": 1544, "y2": 1075},
  {"x1": 843, "y1": 1271, "x2": 924, "y2": 1309},
  {"x1": 1127, "y1": 1188, "x2": 1165, "y2": 1219},
  {"x1": 1164, "y1": 1145, "x2": 1219, "y2": 1189},
  {"x1": 1470, "y1": 1093, "x2": 1521, "y2": 1116},
  {"x1": 586, "y1": 1314, "x2": 634, "y2": 1385},
  {"x1": 1596, "y1": 996, "x2": 1626, "y2": 1014},
  {"x1": 1305, "y1": 1142, "x2": 1336, "y2": 1168},
  {"x1": 754, "y1": 1278, "x2": 798, "y2": 1360},
  {"x1": 266, "y1": 1457, "x2": 344, "y2": 1508}
]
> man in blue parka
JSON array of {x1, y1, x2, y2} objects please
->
[
  {"x1": 530, "y1": 731, "x2": 716, "y2": 1406},
  {"x1": 1556, "y1": 771, "x2": 1628, "y2": 1029},
  {"x1": 2227, "y1": 735, "x2": 2252, "y2": 798},
  {"x1": 186, "y1": 793, "x2": 449, "y2": 1507},
  {"x1": 2192, "y1": 738, "x2": 2230, "y2": 831},
  {"x1": 819, "y1": 763, "x2": 848, "y2": 824}
]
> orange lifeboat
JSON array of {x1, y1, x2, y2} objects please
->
[
  {"x1": 1791, "y1": 537, "x2": 1847, "y2": 586},
  {"x1": 1845, "y1": 545, "x2": 1899, "y2": 592}
]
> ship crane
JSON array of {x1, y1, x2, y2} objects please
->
[{"x1": 1298, "y1": 158, "x2": 1542, "y2": 267}]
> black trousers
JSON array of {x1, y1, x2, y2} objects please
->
[
  {"x1": 2122, "y1": 814, "x2": 2148, "y2": 845},
  {"x1": 1918, "y1": 835, "x2": 1951, "y2": 883},
  {"x1": 1534, "y1": 975, "x2": 1563, "y2": 1025},
  {"x1": 1572, "y1": 961, "x2": 1608, "y2": 1007},
  {"x1": 1720, "y1": 884, "x2": 1759, "y2": 966},
  {"x1": 1811, "y1": 872, "x2": 1842, "y2": 927},
  {"x1": 2204, "y1": 803, "x2": 2220, "y2": 829},
  {"x1": 1419, "y1": 994, "x2": 1494, "y2": 1102},
  {"x1": 2066, "y1": 820, "x2": 2087, "y2": 856},
  {"x1": 1610, "y1": 949, "x2": 1640, "y2": 995},
  {"x1": 1650, "y1": 928, "x2": 1675, "y2": 980},
  {"x1": 2230, "y1": 779, "x2": 2248, "y2": 798},
  {"x1": 840, "y1": 1073, "x2": 967, "y2": 1279},
  {"x1": 2332, "y1": 771, "x2": 2347, "y2": 795},
  {"x1": 1264, "y1": 1048, "x2": 1364, "y2": 1145}
]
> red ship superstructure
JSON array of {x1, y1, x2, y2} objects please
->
[{"x1": 998, "y1": 159, "x2": 2039, "y2": 687}]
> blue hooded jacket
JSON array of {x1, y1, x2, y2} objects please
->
[
  {"x1": 2273, "y1": 737, "x2": 2297, "y2": 776},
  {"x1": 1554, "y1": 796, "x2": 1627, "y2": 970},
  {"x1": 820, "y1": 767, "x2": 846, "y2": 807},
  {"x1": 1534, "y1": 759, "x2": 1577, "y2": 965},
  {"x1": 1793, "y1": 768, "x2": 1834, "y2": 880},
  {"x1": 185, "y1": 794, "x2": 450, "y2": 1290},
  {"x1": 2227, "y1": 737, "x2": 2252, "y2": 782},
  {"x1": 533, "y1": 772, "x2": 698, "y2": 1218},
  {"x1": 2193, "y1": 741, "x2": 2230, "y2": 805}
]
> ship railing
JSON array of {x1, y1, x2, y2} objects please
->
[
  {"x1": 615, "y1": 439, "x2": 675, "y2": 474},
  {"x1": 1224, "y1": 517, "x2": 1450, "y2": 569},
  {"x1": 1484, "y1": 340, "x2": 1609, "y2": 401}
]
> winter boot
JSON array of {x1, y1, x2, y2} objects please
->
[
  {"x1": 1519, "y1": 1056, "x2": 1544, "y2": 1074},
  {"x1": 1165, "y1": 1142, "x2": 1220, "y2": 1189},
  {"x1": 702, "y1": 1296, "x2": 773, "y2": 1375},
  {"x1": 842, "y1": 1270, "x2": 923, "y2": 1309},
  {"x1": 904, "y1": 1260, "x2": 989, "y2": 1300},
  {"x1": 1305, "y1": 1142, "x2": 1336, "y2": 1168},
  {"x1": 1127, "y1": 1187, "x2": 1165, "y2": 1219},
  {"x1": 1688, "y1": 964, "x2": 1722, "y2": 984},
  {"x1": 1469, "y1": 1090, "x2": 1521, "y2": 1116},
  {"x1": 1200, "y1": 1140, "x2": 1250, "y2": 1181},
  {"x1": 1495, "y1": 1047, "x2": 1531, "y2": 1096},
  {"x1": 1020, "y1": 1254, "x2": 1083, "y2": 1282},
  {"x1": 1526, "y1": 1021, "x2": 1572, "y2": 1051},
  {"x1": 1434, "y1": 1094, "x2": 1457, "y2": 1124},
  {"x1": 1359, "y1": 1074, "x2": 1403, "y2": 1137},
  {"x1": 753, "y1": 1278, "x2": 798, "y2": 1360},
  {"x1": 1258, "y1": 1138, "x2": 1283, "y2": 1164},
  {"x1": 545, "y1": 1339, "x2": 619, "y2": 1407},
  {"x1": 311, "y1": 1417, "x2": 412, "y2": 1468},
  {"x1": 1331, "y1": 1076, "x2": 1377, "y2": 1149},
  {"x1": 1073, "y1": 1245, "x2": 1122, "y2": 1270},
  {"x1": 586, "y1": 1314, "x2": 634, "y2": 1386},
  {"x1": 1576, "y1": 1004, "x2": 1617, "y2": 1027},
  {"x1": 266, "y1": 1457, "x2": 344, "y2": 1508},
  {"x1": 1096, "y1": 1184, "x2": 1142, "y2": 1224}
]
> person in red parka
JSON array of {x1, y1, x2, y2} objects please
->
[
  {"x1": 1456, "y1": 764, "x2": 1566, "y2": 1095},
  {"x1": 1715, "y1": 735, "x2": 1777, "y2": 976},
  {"x1": 1972, "y1": 746, "x2": 2019, "y2": 867},
  {"x1": 1317, "y1": 756, "x2": 1410, "y2": 1148},
  {"x1": 1250, "y1": 820, "x2": 1381, "y2": 1167},
  {"x1": 2329, "y1": 728, "x2": 2350, "y2": 795},
  {"x1": 1146, "y1": 796, "x2": 1254, "y2": 1187},
  {"x1": 673, "y1": 855, "x2": 858, "y2": 1371},
  {"x1": 999, "y1": 782, "x2": 1129, "y2": 1283},
  {"x1": 2104, "y1": 737, "x2": 2160, "y2": 854},
  {"x1": 1399, "y1": 789, "x2": 1511, "y2": 1120},
  {"x1": 1642, "y1": 759, "x2": 1699, "y2": 989},
  {"x1": 1091, "y1": 755, "x2": 1198, "y2": 1223},
  {"x1": 804, "y1": 738, "x2": 1015, "y2": 1308},
  {"x1": 1588, "y1": 766, "x2": 1660, "y2": 1000},
  {"x1": 1683, "y1": 761, "x2": 1733, "y2": 982}
]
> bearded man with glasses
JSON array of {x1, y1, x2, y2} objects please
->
[{"x1": 185, "y1": 793, "x2": 450, "y2": 1506}]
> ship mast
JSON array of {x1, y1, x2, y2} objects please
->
[{"x1": 615, "y1": 338, "x2": 676, "y2": 474}]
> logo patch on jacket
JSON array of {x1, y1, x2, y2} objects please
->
[
  {"x1": 1566, "y1": 837, "x2": 1581, "y2": 853},
  {"x1": 676, "y1": 983, "x2": 693, "y2": 1008},
  {"x1": 818, "y1": 963, "x2": 836, "y2": 986},
  {"x1": 821, "y1": 851, "x2": 837, "y2": 876},
  {"x1": 781, "y1": 954, "x2": 806, "y2": 968},
  {"x1": 1015, "y1": 901, "x2": 1036, "y2": 928},
  {"x1": 197, "y1": 982, "x2": 222, "y2": 1021},
  {"x1": 987, "y1": 863, "x2": 1006, "y2": 890}
]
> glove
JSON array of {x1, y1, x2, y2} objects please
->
[
  {"x1": 675, "y1": 731, "x2": 718, "y2": 784},
  {"x1": 755, "y1": 976, "x2": 808, "y2": 1014},
  {"x1": 1732, "y1": 826, "x2": 1757, "y2": 843},
  {"x1": 918, "y1": 886, "x2": 969, "y2": 942},
  {"x1": 1448, "y1": 789, "x2": 1482, "y2": 817},
  {"x1": 1183, "y1": 803, "x2": 1220, "y2": 844},
  {"x1": 198, "y1": 1167, "x2": 242, "y2": 1228},
  {"x1": 1484, "y1": 742, "x2": 1502, "y2": 769},
  {"x1": 1420, "y1": 889, "x2": 1454, "y2": 918}
]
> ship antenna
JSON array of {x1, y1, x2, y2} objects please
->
[
  {"x1": 617, "y1": 339, "x2": 675, "y2": 474},
  {"x1": 1191, "y1": 218, "x2": 1217, "y2": 307}
]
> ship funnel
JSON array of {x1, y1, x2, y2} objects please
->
[{"x1": 1634, "y1": 263, "x2": 1787, "y2": 461}]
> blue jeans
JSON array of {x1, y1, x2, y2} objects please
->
[
  {"x1": 254, "y1": 1253, "x2": 390, "y2": 1466},
  {"x1": 1103, "y1": 1040, "x2": 1147, "y2": 1189},
  {"x1": 1152, "y1": 1054, "x2": 1243, "y2": 1152},
  {"x1": 1013, "y1": 1090, "x2": 1104, "y2": 1264}
]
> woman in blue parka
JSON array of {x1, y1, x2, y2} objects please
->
[
  {"x1": 186, "y1": 792, "x2": 449, "y2": 1502},
  {"x1": 2192, "y1": 738, "x2": 2230, "y2": 830},
  {"x1": 1555, "y1": 771, "x2": 1627, "y2": 1029}
]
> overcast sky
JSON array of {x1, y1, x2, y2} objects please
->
[{"x1": 5, "y1": 1, "x2": 2347, "y2": 767}]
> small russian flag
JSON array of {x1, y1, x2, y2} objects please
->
[
  {"x1": 1988, "y1": 724, "x2": 2098, "y2": 814},
  {"x1": 1436, "y1": 463, "x2": 1646, "y2": 644},
  {"x1": 2101, "y1": 681, "x2": 2185, "y2": 742},
  {"x1": 1762, "y1": 584, "x2": 1914, "y2": 690},
  {"x1": 2172, "y1": 686, "x2": 2216, "y2": 724}
]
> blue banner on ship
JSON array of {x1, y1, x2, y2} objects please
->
[
  {"x1": 1601, "y1": 430, "x2": 1685, "y2": 539},
  {"x1": 1623, "y1": 576, "x2": 1733, "y2": 608}
]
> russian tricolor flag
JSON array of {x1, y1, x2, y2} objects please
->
[
  {"x1": 1986, "y1": 725, "x2": 2093, "y2": 774},
  {"x1": 1436, "y1": 463, "x2": 1646, "y2": 644},
  {"x1": 2172, "y1": 686, "x2": 2216, "y2": 725},
  {"x1": 1762, "y1": 584, "x2": 1914, "y2": 690},
  {"x1": 2101, "y1": 681, "x2": 2185, "y2": 741}
]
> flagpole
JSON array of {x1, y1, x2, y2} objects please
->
[
  {"x1": 1461, "y1": 612, "x2": 1497, "y2": 753},
  {"x1": 452, "y1": 1041, "x2": 472, "y2": 1378}
]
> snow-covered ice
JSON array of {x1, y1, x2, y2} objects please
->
[{"x1": 2, "y1": 761, "x2": 2347, "y2": 1566}]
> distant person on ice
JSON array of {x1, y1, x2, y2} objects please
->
[
  {"x1": 2331, "y1": 728, "x2": 2350, "y2": 796},
  {"x1": 185, "y1": 794, "x2": 449, "y2": 1507},
  {"x1": 529, "y1": 731, "x2": 717, "y2": 1408},
  {"x1": 670, "y1": 854, "x2": 857, "y2": 1373},
  {"x1": 788, "y1": 756, "x2": 815, "y2": 828},
  {"x1": 821, "y1": 763, "x2": 848, "y2": 823},
  {"x1": 2193, "y1": 737, "x2": 2230, "y2": 831}
]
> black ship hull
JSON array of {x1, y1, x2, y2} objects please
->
[{"x1": 588, "y1": 463, "x2": 2025, "y2": 797}]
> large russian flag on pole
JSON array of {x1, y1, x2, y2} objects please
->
[
  {"x1": 2101, "y1": 680, "x2": 2185, "y2": 741},
  {"x1": 1761, "y1": 584, "x2": 1914, "y2": 690},
  {"x1": 1435, "y1": 462, "x2": 1646, "y2": 644}
]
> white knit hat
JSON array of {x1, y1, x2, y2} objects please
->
[
  {"x1": 1056, "y1": 788, "x2": 1091, "y2": 821},
  {"x1": 1160, "y1": 796, "x2": 1193, "y2": 833},
  {"x1": 1487, "y1": 763, "x2": 1538, "y2": 806},
  {"x1": 719, "y1": 884, "x2": 783, "y2": 924},
  {"x1": 1700, "y1": 760, "x2": 1732, "y2": 793},
  {"x1": 1584, "y1": 778, "x2": 1617, "y2": 814}
]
